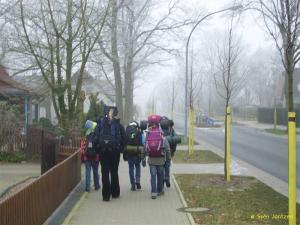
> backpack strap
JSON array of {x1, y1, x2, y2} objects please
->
[{"x1": 156, "y1": 132, "x2": 162, "y2": 151}]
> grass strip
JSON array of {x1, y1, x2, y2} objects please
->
[
  {"x1": 173, "y1": 150, "x2": 223, "y2": 164},
  {"x1": 175, "y1": 174, "x2": 300, "y2": 225}
]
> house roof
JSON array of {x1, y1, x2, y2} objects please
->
[
  {"x1": 72, "y1": 69, "x2": 115, "y2": 103},
  {"x1": 13, "y1": 74, "x2": 49, "y2": 97},
  {"x1": 0, "y1": 65, "x2": 33, "y2": 97}
]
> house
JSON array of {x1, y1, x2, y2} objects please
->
[
  {"x1": 13, "y1": 74, "x2": 56, "y2": 123},
  {"x1": 0, "y1": 65, "x2": 35, "y2": 133},
  {"x1": 71, "y1": 70, "x2": 115, "y2": 113},
  {"x1": 13, "y1": 70, "x2": 115, "y2": 124}
]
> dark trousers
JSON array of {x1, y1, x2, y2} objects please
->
[{"x1": 99, "y1": 151, "x2": 120, "y2": 200}]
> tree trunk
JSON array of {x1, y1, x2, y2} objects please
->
[
  {"x1": 171, "y1": 78, "x2": 175, "y2": 119},
  {"x1": 287, "y1": 69, "x2": 294, "y2": 112},
  {"x1": 111, "y1": 0, "x2": 123, "y2": 122},
  {"x1": 124, "y1": 58, "x2": 134, "y2": 124},
  {"x1": 224, "y1": 101, "x2": 229, "y2": 179},
  {"x1": 123, "y1": 3, "x2": 134, "y2": 124}
]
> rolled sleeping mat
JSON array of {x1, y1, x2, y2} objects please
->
[
  {"x1": 173, "y1": 135, "x2": 181, "y2": 144},
  {"x1": 166, "y1": 135, "x2": 181, "y2": 145}
]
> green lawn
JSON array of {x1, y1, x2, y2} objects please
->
[
  {"x1": 173, "y1": 150, "x2": 223, "y2": 164},
  {"x1": 175, "y1": 174, "x2": 300, "y2": 225},
  {"x1": 265, "y1": 128, "x2": 300, "y2": 135}
]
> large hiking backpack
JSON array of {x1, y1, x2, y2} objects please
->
[
  {"x1": 160, "y1": 116, "x2": 170, "y2": 130},
  {"x1": 125, "y1": 121, "x2": 141, "y2": 146},
  {"x1": 145, "y1": 126, "x2": 164, "y2": 157},
  {"x1": 98, "y1": 117, "x2": 120, "y2": 151},
  {"x1": 148, "y1": 114, "x2": 161, "y2": 124}
]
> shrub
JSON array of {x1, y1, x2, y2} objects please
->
[
  {"x1": 86, "y1": 93, "x2": 104, "y2": 122},
  {"x1": 0, "y1": 101, "x2": 23, "y2": 151},
  {"x1": 33, "y1": 117, "x2": 63, "y2": 135},
  {"x1": 0, "y1": 151, "x2": 26, "y2": 163}
]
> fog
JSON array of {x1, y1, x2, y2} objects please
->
[{"x1": 134, "y1": 0, "x2": 275, "y2": 119}]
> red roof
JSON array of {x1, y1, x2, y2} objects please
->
[{"x1": 0, "y1": 65, "x2": 32, "y2": 96}]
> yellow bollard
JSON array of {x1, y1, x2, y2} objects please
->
[
  {"x1": 288, "y1": 112, "x2": 296, "y2": 225},
  {"x1": 188, "y1": 108, "x2": 192, "y2": 155},
  {"x1": 188, "y1": 108, "x2": 194, "y2": 156},
  {"x1": 191, "y1": 109, "x2": 195, "y2": 153},
  {"x1": 226, "y1": 107, "x2": 231, "y2": 182}
]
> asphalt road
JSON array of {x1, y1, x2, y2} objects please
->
[{"x1": 173, "y1": 117, "x2": 300, "y2": 188}]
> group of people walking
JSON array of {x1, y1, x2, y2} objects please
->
[{"x1": 80, "y1": 105, "x2": 180, "y2": 201}]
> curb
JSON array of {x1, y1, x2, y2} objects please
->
[
  {"x1": 44, "y1": 181, "x2": 85, "y2": 225},
  {"x1": 61, "y1": 190, "x2": 88, "y2": 225},
  {"x1": 172, "y1": 174, "x2": 196, "y2": 225}
]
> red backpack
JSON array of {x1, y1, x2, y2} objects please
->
[{"x1": 145, "y1": 126, "x2": 164, "y2": 157}]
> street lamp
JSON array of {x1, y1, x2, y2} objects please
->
[{"x1": 184, "y1": 5, "x2": 243, "y2": 139}]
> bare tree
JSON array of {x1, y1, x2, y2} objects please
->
[
  {"x1": 15, "y1": 0, "x2": 109, "y2": 132},
  {"x1": 98, "y1": 0, "x2": 192, "y2": 124},
  {"x1": 170, "y1": 76, "x2": 176, "y2": 119},
  {"x1": 0, "y1": 0, "x2": 20, "y2": 61},
  {"x1": 213, "y1": 16, "x2": 246, "y2": 109},
  {"x1": 212, "y1": 13, "x2": 247, "y2": 179},
  {"x1": 254, "y1": 0, "x2": 300, "y2": 112}
]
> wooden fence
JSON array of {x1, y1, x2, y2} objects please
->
[
  {"x1": 0, "y1": 150, "x2": 81, "y2": 225},
  {"x1": 0, "y1": 131, "x2": 25, "y2": 152}
]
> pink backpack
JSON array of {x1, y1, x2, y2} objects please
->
[
  {"x1": 146, "y1": 126, "x2": 164, "y2": 157},
  {"x1": 148, "y1": 114, "x2": 161, "y2": 124}
]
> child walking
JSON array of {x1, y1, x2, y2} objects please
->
[
  {"x1": 143, "y1": 115, "x2": 170, "y2": 199},
  {"x1": 123, "y1": 121, "x2": 144, "y2": 191},
  {"x1": 82, "y1": 120, "x2": 100, "y2": 192}
]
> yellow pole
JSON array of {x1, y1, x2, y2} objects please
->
[
  {"x1": 274, "y1": 107, "x2": 277, "y2": 130},
  {"x1": 288, "y1": 112, "x2": 296, "y2": 225},
  {"x1": 191, "y1": 109, "x2": 194, "y2": 154},
  {"x1": 189, "y1": 109, "x2": 191, "y2": 155},
  {"x1": 226, "y1": 107, "x2": 231, "y2": 182}
]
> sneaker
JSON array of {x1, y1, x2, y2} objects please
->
[
  {"x1": 131, "y1": 184, "x2": 136, "y2": 191},
  {"x1": 103, "y1": 198, "x2": 110, "y2": 202},
  {"x1": 136, "y1": 183, "x2": 141, "y2": 190},
  {"x1": 151, "y1": 193, "x2": 157, "y2": 199},
  {"x1": 165, "y1": 180, "x2": 171, "y2": 188},
  {"x1": 158, "y1": 190, "x2": 164, "y2": 196}
]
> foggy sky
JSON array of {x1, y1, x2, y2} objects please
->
[{"x1": 134, "y1": 0, "x2": 272, "y2": 118}]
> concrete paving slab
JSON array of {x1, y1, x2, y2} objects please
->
[{"x1": 67, "y1": 160, "x2": 190, "y2": 225}]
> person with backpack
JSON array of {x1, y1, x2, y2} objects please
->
[
  {"x1": 123, "y1": 121, "x2": 144, "y2": 191},
  {"x1": 93, "y1": 105, "x2": 126, "y2": 201},
  {"x1": 160, "y1": 117, "x2": 180, "y2": 188},
  {"x1": 143, "y1": 114, "x2": 171, "y2": 199},
  {"x1": 82, "y1": 120, "x2": 100, "y2": 192}
]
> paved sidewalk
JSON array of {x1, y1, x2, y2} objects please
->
[
  {"x1": 67, "y1": 160, "x2": 190, "y2": 225},
  {"x1": 63, "y1": 140, "x2": 299, "y2": 225},
  {"x1": 0, "y1": 162, "x2": 40, "y2": 194},
  {"x1": 235, "y1": 120, "x2": 300, "y2": 132}
]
